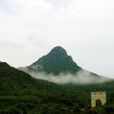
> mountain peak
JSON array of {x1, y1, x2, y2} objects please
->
[
  {"x1": 27, "y1": 46, "x2": 80, "y2": 75},
  {"x1": 48, "y1": 46, "x2": 67, "y2": 57},
  {"x1": 51, "y1": 46, "x2": 67, "y2": 53}
]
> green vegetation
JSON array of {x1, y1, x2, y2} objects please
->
[
  {"x1": 0, "y1": 62, "x2": 114, "y2": 114},
  {"x1": 29, "y1": 46, "x2": 80, "y2": 74}
]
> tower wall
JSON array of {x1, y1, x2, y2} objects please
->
[{"x1": 91, "y1": 91, "x2": 106, "y2": 108}]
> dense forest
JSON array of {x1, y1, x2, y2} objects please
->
[{"x1": 0, "y1": 62, "x2": 114, "y2": 114}]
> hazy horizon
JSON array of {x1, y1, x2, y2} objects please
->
[{"x1": 0, "y1": 0, "x2": 114, "y2": 78}]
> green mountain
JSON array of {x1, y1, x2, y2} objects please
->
[
  {"x1": 0, "y1": 62, "x2": 61, "y2": 95},
  {"x1": 27, "y1": 46, "x2": 81, "y2": 74},
  {"x1": 19, "y1": 46, "x2": 109, "y2": 84},
  {"x1": 0, "y1": 61, "x2": 114, "y2": 114}
]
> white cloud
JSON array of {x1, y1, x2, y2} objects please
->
[
  {"x1": 24, "y1": 69, "x2": 110, "y2": 85},
  {"x1": 44, "y1": 0, "x2": 73, "y2": 10},
  {"x1": 0, "y1": 40, "x2": 24, "y2": 49}
]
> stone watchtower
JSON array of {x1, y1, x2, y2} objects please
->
[{"x1": 91, "y1": 91, "x2": 106, "y2": 108}]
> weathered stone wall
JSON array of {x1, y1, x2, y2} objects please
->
[{"x1": 91, "y1": 91, "x2": 106, "y2": 108}]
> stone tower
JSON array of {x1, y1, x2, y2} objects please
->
[{"x1": 91, "y1": 91, "x2": 106, "y2": 108}]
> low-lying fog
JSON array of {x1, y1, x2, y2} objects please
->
[{"x1": 20, "y1": 68, "x2": 110, "y2": 85}]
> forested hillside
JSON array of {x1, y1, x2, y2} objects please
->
[{"x1": 0, "y1": 62, "x2": 114, "y2": 114}]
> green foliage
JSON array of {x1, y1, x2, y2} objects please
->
[
  {"x1": 29, "y1": 46, "x2": 80, "y2": 74},
  {"x1": 0, "y1": 62, "x2": 114, "y2": 113}
]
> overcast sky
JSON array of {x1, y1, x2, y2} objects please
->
[{"x1": 0, "y1": 0, "x2": 114, "y2": 78}]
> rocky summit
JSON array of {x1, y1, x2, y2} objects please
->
[{"x1": 28, "y1": 46, "x2": 81, "y2": 74}]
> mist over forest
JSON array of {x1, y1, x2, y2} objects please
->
[{"x1": 23, "y1": 69, "x2": 109, "y2": 84}]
